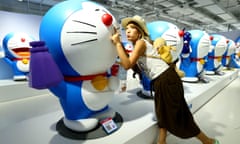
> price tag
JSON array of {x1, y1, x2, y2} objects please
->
[{"x1": 100, "y1": 117, "x2": 118, "y2": 134}]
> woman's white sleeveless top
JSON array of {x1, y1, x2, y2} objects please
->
[{"x1": 137, "y1": 39, "x2": 169, "y2": 80}]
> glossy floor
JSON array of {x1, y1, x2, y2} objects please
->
[{"x1": 166, "y1": 74, "x2": 240, "y2": 144}]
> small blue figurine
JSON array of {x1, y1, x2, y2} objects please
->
[
  {"x1": 180, "y1": 30, "x2": 212, "y2": 83},
  {"x1": 1, "y1": 32, "x2": 35, "y2": 80},
  {"x1": 204, "y1": 34, "x2": 228, "y2": 75}
]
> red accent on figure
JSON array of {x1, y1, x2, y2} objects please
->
[
  {"x1": 64, "y1": 72, "x2": 108, "y2": 82},
  {"x1": 12, "y1": 58, "x2": 29, "y2": 61},
  {"x1": 191, "y1": 58, "x2": 204, "y2": 61},
  {"x1": 208, "y1": 56, "x2": 222, "y2": 59},
  {"x1": 178, "y1": 30, "x2": 184, "y2": 37},
  {"x1": 21, "y1": 38, "x2": 26, "y2": 42},
  {"x1": 226, "y1": 39, "x2": 229, "y2": 44},
  {"x1": 102, "y1": 13, "x2": 113, "y2": 26},
  {"x1": 209, "y1": 36, "x2": 214, "y2": 41},
  {"x1": 110, "y1": 64, "x2": 119, "y2": 76}
]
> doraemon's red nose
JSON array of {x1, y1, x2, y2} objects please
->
[
  {"x1": 102, "y1": 13, "x2": 113, "y2": 26},
  {"x1": 210, "y1": 36, "x2": 214, "y2": 41},
  {"x1": 178, "y1": 30, "x2": 184, "y2": 37}
]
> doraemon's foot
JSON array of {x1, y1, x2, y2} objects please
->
[
  {"x1": 205, "y1": 71, "x2": 215, "y2": 75},
  {"x1": 13, "y1": 75, "x2": 27, "y2": 81},
  {"x1": 136, "y1": 90, "x2": 154, "y2": 99},
  {"x1": 181, "y1": 77, "x2": 199, "y2": 83},
  {"x1": 63, "y1": 117, "x2": 98, "y2": 132},
  {"x1": 199, "y1": 76, "x2": 210, "y2": 83},
  {"x1": 93, "y1": 107, "x2": 116, "y2": 120},
  {"x1": 215, "y1": 70, "x2": 225, "y2": 75}
]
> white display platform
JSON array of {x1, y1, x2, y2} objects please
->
[
  {"x1": 183, "y1": 68, "x2": 239, "y2": 113},
  {"x1": 0, "y1": 79, "x2": 50, "y2": 102},
  {"x1": 0, "y1": 68, "x2": 238, "y2": 144}
]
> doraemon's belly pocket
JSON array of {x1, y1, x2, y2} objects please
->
[{"x1": 81, "y1": 81, "x2": 114, "y2": 111}]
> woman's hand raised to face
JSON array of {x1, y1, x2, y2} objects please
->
[{"x1": 111, "y1": 27, "x2": 121, "y2": 45}]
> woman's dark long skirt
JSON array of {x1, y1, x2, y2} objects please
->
[{"x1": 153, "y1": 66, "x2": 201, "y2": 138}]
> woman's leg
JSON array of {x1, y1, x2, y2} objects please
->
[
  {"x1": 196, "y1": 131, "x2": 216, "y2": 144},
  {"x1": 157, "y1": 128, "x2": 167, "y2": 144}
]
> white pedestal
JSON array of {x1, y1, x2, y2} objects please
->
[
  {"x1": 0, "y1": 68, "x2": 238, "y2": 144},
  {"x1": 183, "y1": 69, "x2": 239, "y2": 113}
]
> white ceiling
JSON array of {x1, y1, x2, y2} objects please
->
[{"x1": 0, "y1": 0, "x2": 240, "y2": 33}]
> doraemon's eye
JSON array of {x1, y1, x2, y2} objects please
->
[{"x1": 95, "y1": 9, "x2": 100, "y2": 11}]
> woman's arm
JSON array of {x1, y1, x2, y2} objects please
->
[{"x1": 112, "y1": 33, "x2": 146, "y2": 70}]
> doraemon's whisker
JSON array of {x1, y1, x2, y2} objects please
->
[
  {"x1": 72, "y1": 20, "x2": 96, "y2": 28},
  {"x1": 166, "y1": 34, "x2": 177, "y2": 38},
  {"x1": 170, "y1": 44, "x2": 177, "y2": 47},
  {"x1": 166, "y1": 40, "x2": 177, "y2": 43},
  {"x1": 67, "y1": 31, "x2": 97, "y2": 35},
  {"x1": 71, "y1": 39, "x2": 98, "y2": 46}
]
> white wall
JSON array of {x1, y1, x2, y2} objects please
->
[{"x1": 0, "y1": 11, "x2": 42, "y2": 79}]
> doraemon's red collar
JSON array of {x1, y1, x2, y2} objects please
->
[
  {"x1": 64, "y1": 72, "x2": 108, "y2": 82},
  {"x1": 12, "y1": 58, "x2": 29, "y2": 61},
  {"x1": 191, "y1": 58, "x2": 204, "y2": 61},
  {"x1": 208, "y1": 56, "x2": 222, "y2": 59}
]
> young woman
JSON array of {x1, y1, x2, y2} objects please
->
[{"x1": 111, "y1": 15, "x2": 219, "y2": 144}]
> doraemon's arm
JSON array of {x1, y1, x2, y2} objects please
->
[
  {"x1": 2, "y1": 57, "x2": 13, "y2": 65},
  {"x1": 181, "y1": 31, "x2": 191, "y2": 58},
  {"x1": 29, "y1": 41, "x2": 63, "y2": 89},
  {"x1": 0, "y1": 51, "x2": 5, "y2": 58}
]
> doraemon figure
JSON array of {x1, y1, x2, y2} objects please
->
[
  {"x1": 147, "y1": 21, "x2": 184, "y2": 62},
  {"x1": 180, "y1": 30, "x2": 211, "y2": 83},
  {"x1": 231, "y1": 38, "x2": 240, "y2": 68},
  {"x1": 29, "y1": 0, "x2": 120, "y2": 134},
  {"x1": 222, "y1": 39, "x2": 236, "y2": 69},
  {"x1": 204, "y1": 34, "x2": 227, "y2": 75},
  {"x1": 1, "y1": 32, "x2": 34, "y2": 80},
  {"x1": 135, "y1": 21, "x2": 184, "y2": 98}
]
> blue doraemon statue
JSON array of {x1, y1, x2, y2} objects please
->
[
  {"x1": 180, "y1": 30, "x2": 211, "y2": 83},
  {"x1": 29, "y1": 0, "x2": 120, "y2": 132},
  {"x1": 222, "y1": 39, "x2": 236, "y2": 69},
  {"x1": 1, "y1": 32, "x2": 34, "y2": 80},
  {"x1": 147, "y1": 21, "x2": 184, "y2": 63},
  {"x1": 204, "y1": 34, "x2": 227, "y2": 75},
  {"x1": 135, "y1": 21, "x2": 184, "y2": 98}
]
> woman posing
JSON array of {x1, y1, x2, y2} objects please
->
[{"x1": 111, "y1": 15, "x2": 219, "y2": 144}]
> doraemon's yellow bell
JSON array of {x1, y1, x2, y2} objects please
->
[{"x1": 91, "y1": 76, "x2": 108, "y2": 91}]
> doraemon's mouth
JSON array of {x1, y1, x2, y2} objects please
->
[{"x1": 12, "y1": 47, "x2": 30, "y2": 57}]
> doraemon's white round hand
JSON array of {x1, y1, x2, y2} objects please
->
[
  {"x1": 0, "y1": 51, "x2": 5, "y2": 58},
  {"x1": 16, "y1": 60, "x2": 29, "y2": 72},
  {"x1": 108, "y1": 76, "x2": 120, "y2": 91}
]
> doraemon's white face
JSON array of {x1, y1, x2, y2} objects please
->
[
  {"x1": 161, "y1": 23, "x2": 183, "y2": 61},
  {"x1": 60, "y1": 2, "x2": 118, "y2": 75},
  {"x1": 197, "y1": 32, "x2": 211, "y2": 58},
  {"x1": 5, "y1": 33, "x2": 34, "y2": 58},
  {"x1": 215, "y1": 36, "x2": 227, "y2": 56},
  {"x1": 227, "y1": 40, "x2": 236, "y2": 56}
]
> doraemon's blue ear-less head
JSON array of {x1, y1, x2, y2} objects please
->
[
  {"x1": 226, "y1": 39, "x2": 236, "y2": 56},
  {"x1": 147, "y1": 21, "x2": 183, "y2": 62},
  {"x1": 40, "y1": 0, "x2": 118, "y2": 76},
  {"x1": 188, "y1": 30, "x2": 211, "y2": 58},
  {"x1": 210, "y1": 34, "x2": 227, "y2": 56},
  {"x1": 2, "y1": 32, "x2": 34, "y2": 59}
]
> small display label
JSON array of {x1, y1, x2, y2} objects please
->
[{"x1": 100, "y1": 117, "x2": 118, "y2": 134}]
